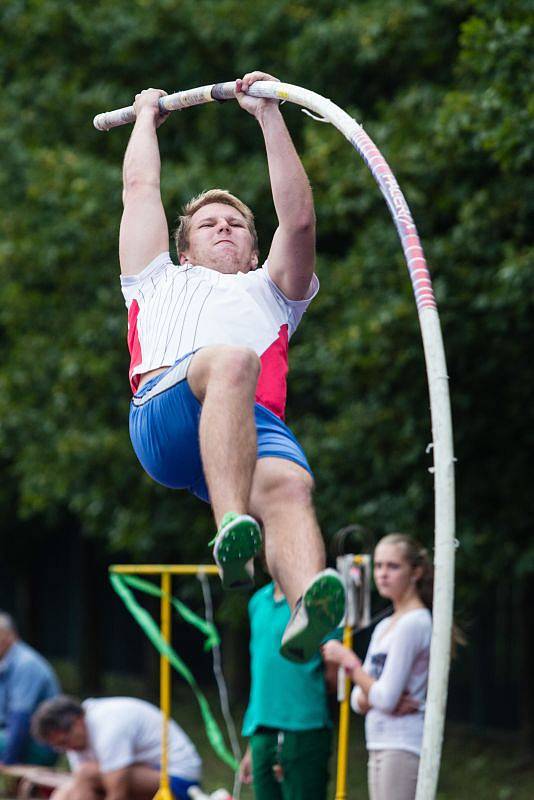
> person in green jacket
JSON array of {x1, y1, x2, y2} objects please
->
[{"x1": 239, "y1": 581, "x2": 338, "y2": 799}]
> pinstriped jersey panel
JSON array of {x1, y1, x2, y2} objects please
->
[{"x1": 120, "y1": 252, "x2": 319, "y2": 417}]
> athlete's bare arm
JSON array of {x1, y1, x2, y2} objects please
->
[
  {"x1": 237, "y1": 71, "x2": 316, "y2": 301},
  {"x1": 119, "y1": 89, "x2": 170, "y2": 277}
]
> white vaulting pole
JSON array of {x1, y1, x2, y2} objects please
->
[
  {"x1": 415, "y1": 313, "x2": 455, "y2": 799},
  {"x1": 94, "y1": 81, "x2": 455, "y2": 799}
]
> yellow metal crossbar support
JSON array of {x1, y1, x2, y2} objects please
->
[
  {"x1": 153, "y1": 571, "x2": 173, "y2": 800},
  {"x1": 110, "y1": 564, "x2": 219, "y2": 575}
]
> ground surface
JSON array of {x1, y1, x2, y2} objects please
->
[
  {"x1": 183, "y1": 687, "x2": 534, "y2": 799},
  {"x1": 1, "y1": 685, "x2": 532, "y2": 800}
]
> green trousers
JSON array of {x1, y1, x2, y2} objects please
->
[{"x1": 250, "y1": 727, "x2": 332, "y2": 800}]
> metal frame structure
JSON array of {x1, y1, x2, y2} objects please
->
[
  {"x1": 109, "y1": 561, "x2": 361, "y2": 800},
  {"x1": 110, "y1": 564, "x2": 219, "y2": 800},
  {"x1": 335, "y1": 554, "x2": 372, "y2": 800},
  {"x1": 97, "y1": 79, "x2": 456, "y2": 799}
]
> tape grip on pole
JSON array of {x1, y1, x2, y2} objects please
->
[
  {"x1": 93, "y1": 106, "x2": 136, "y2": 132},
  {"x1": 211, "y1": 83, "x2": 230, "y2": 103}
]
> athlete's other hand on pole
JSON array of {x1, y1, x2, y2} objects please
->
[
  {"x1": 133, "y1": 88, "x2": 170, "y2": 128},
  {"x1": 236, "y1": 71, "x2": 280, "y2": 119}
]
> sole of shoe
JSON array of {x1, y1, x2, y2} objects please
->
[
  {"x1": 280, "y1": 570, "x2": 345, "y2": 663},
  {"x1": 213, "y1": 515, "x2": 262, "y2": 590}
]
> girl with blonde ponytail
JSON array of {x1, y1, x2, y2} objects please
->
[{"x1": 322, "y1": 533, "x2": 433, "y2": 800}]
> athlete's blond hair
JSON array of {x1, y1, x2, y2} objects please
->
[{"x1": 174, "y1": 189, "x2": 259, "y2": 256}]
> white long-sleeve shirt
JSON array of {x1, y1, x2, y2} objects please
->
[{"x1": 351, "y1": 608, "x2": 431, "y2": 756}]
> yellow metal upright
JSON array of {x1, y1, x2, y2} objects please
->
[
  {"x1": 334, "y1": 623, "x2": 354, "y2": 800},
  {"x1": 334, "y1": 553, "x2": 371, "y2": 799},
  {"x1": 154, "y1": 571, "x2": 174, "y2": 800}
]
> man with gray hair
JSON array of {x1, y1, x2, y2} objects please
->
[
  {"x1": 0, "y1": 611, "x2": 59, "y2": 765},
  {"x1": 120, "y1": 69, "x2": 344, "y2": 663},
  {"x1": 32, "y1": 695, "x2": 201, "y2": 800}
]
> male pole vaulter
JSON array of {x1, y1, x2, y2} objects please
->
[{"x1": 118, "y1": 70, "x2": 344, "y2": 662}]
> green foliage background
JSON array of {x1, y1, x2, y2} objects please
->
[{"x1": 1, "y1": 0, "x2": 533, "y2": 733}]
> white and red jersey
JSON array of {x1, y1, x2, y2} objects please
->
[{"x1": 120, "y1": 252, "x2": 319, "y2": 420}]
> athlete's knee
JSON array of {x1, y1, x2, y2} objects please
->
[
  {"x1": 210, "y1": 346, "x2": 260, "y2": 387},
  {"x1": 258, "y1": 463, "x2": 315, "y2": 508},
  {"x1": 189, "y1": 345, "x2": 260, "y2": 400},
  {"x1": 280, "y1": 470, "x2": 314, "y2": 507}
]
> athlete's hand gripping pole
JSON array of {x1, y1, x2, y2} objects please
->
[{"x1": 93, "y1": 81, "x2": 284, "y2": 131}]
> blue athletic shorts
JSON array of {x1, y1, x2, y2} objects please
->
[{"x1": 129, "y1": 352, "x2": 312, "y2": 503}]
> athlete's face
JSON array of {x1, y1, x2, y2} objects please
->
[
  {"x1": 373, "y1": 543, "x2": 420, "y2": 603},
  {"x1": 179, "y1": 202, "x2": 259, "y2": 274}
]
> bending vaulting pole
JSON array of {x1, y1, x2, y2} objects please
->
[{"x1": 95, "y1": 80, "x2": 456, "y2": 800}]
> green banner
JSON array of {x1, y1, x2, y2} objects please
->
[{"x1": 109, "y1": 572, "x2": 238, "y2": 771}]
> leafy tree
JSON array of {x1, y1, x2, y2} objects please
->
[{"x1": 0, "y1": 0, "x2": 532, "y2": 732}]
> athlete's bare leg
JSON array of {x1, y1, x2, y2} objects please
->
[
  {"x1": 187, "y1": 345, "x2": 260, "y2": 525},
  {"x1": 249, "y1": 457, "x2": 325, "y2": 609}
]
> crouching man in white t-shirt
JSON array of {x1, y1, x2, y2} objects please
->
[{"x1": 31, "y1": 695, "x2": 201, "y2": 800}]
